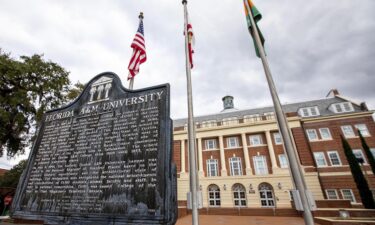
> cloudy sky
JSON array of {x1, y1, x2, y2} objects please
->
[{"x1": 1, "y1": 0, "x2": 374, "y2": 168}]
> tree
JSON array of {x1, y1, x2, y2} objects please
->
[
  {"x1": 0, "y1": 160, "x2": 27, "y2": 188},
  {"x1": 65, "y1": 82, "x2": 85, "y2": 102},
  {"x1": 0, "y1": 50, "x2": 70, "y2": 157},
  {"x1": 341, "y1": 136, "x2": 375, "y2": 208},
  {"x1": 358, "y1": 130, "x2": 375, "y2": 175}
]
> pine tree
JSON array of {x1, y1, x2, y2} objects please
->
[
  {"x1": 341, "y1": 136, "x2": 375, "y2": 208},
  {"x1": 358, "y1": 130, "x2": 375, "y2": 175}
]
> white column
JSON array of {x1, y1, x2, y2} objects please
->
[
  {"x1": 241, "y1": 133, "x2": 252, "y2": 175},
  {"x1": 180, "y1": 139, "x2": 186, "y2": 173},
  {"x1": 197, "y1": 138, "x2": 204, "y2": 177},
  {"x1": 219, "y1": 136, "x2": 227, "y2": 176},
  {"x1": 265, "y1": 130, "x2": 278, "y2": 169}
]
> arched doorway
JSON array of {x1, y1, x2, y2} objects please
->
[
  {"x1": 258, "y1": 183, "x2": 275, "y2": 207},
  {"x1": 208, "y1": 184, "x2": 221, "y2": 207},
  {"x1": 232, "y1": 183, "x2": 247, "y2": 207}
]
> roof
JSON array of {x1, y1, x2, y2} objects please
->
[{"x1": 173, "y1": 96, "x2": 367, "y2": 127}]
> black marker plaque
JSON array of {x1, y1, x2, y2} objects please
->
[{"x1": 11, "y1": 72, "x2": 177, "y2": 225}]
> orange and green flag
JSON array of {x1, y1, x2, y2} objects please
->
[{"x1": 244, "y1": 0, "x2": 265, "y2": 57}]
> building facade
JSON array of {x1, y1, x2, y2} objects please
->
[{"x1": 172, "y1": 91, "x2": 375, "y2": 210}]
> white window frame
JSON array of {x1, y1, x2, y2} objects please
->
[
  {"x1": 222, "y1": 117, "x2": 238, "y2": 126},
  {"x1": 208, "y1": 185, "x2": 221, "y2": 206},
  {"x1": 319, "y1": 128, "x2": 332, "y2": 140},
  {"x1": 353, "y1": 149, "x2": 367, "y2": 164},
  {"x1": 325, "y1": 189, "x2": 338, "y2": 200},
  {"x1": 278, "y1": 154, "x2": 288, "y2": 168},
  {"x1": 298, "y1": 106, "x2": 320, "y2": 117},
  {"x1": 206, "y1": 159, "x2": 218, "y2": 177},
  {"x1": 306, "y1": 129, "x2": 319, "y2": 141},
  {"x1": 355, "y1": 124, "x2": 370, "y2": 136},
  {"x1": 314, "y1": 152, "x2": 327, "y2": 167},
  {"x1": 249, "y1": 135, "x2": 263, "y2": 146},
  {"x1": 227, "y1": 137, "x2": 239, "y2": 148},
  {"x1": 341, "y1": 125, "x2": 355, "y2": 138},
  {"x1": 273, "y1": 132, "x2": 282, "y2": 145},
  {"x1": 330, "y1": 102, "x2": 354, "y2": 113},
  {"x1": 244, "y1": 114, "x2": 261, "y2": 123},
  {"x1": 229, "y1": 157, "x2": 242, "y2": 176},
  {"x1": 201, "y1": 120, "x2": 217, "y2": 128},
  {"x1": 253, "y1": 155, "x2": 268, "y2": 175},
  {"x1": 327, "y1": 151, "x2": 342, "y2": 166},
  {"x1": 233, "y1": 184, "x2": 247, "y2": 207},
  {"x1": 340, "y1": 189, "x2": 356, "y2": 203},
  {"x1": 264, "y1": 112, "x2": 275, "y2": 120},
  {"x1": 205, "y1": 139, "x2": 217, "y2": 150}
]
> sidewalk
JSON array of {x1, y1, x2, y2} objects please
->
[{"x1": 176, "y1": 215, "x2": 320, "y2": 225}]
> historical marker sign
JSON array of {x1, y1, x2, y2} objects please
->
[{"x1": 11, "y1": 72, "x2": 177, "y2": 225}]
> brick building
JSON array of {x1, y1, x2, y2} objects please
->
[{"x1": 172, "y1": 90, "x2": 375, "y2": 212}]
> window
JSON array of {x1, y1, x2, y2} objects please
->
[
  {"x1": 206, "y1": 159, "x2": 218, "y2": 177},
  {"x1": 208, "y1": 185, "x2": 221, "y2": 206},
  {"x1": 314, "y1": 152, "x2": 327, "y2": 167},
  {"x1": 330, "y1": 102, "x2": 354, "y2": 113},
  {"x1": 244, "y1": 114, "x2": 261, "y2": 123},
  {"x1": 201, "y1": 120, "x2": 217, "y2": 128},
  {"x1": 353, "y1": 149, "x2": 367, "y2": 164},
  {"x1": 326, "y1": 189, "x2": 338, "y2": 200},
  {"x1": 222, "y1": 117, "x2": 238, "y2": 126},
  {"x1": 278, "y1": 154, "x2": 288, "y2": 168},
  {"x1": 355, "y1": 124, "x2": 370, "y2": 136},
  {"x1": 298, "y1": 106, "x2": 320, "y2": 117},
  {"x1": 249, "y1": 135, "x2": 263, "y2": 146},
  {"x1": 232, "y1": 184, "x2": 247, "y2": 207},
  {"x1": 319, "y1": 128, "x2": 332, "y2": 140},
  {"x1": 370, "y1": 148, "x2": 375, "y2": 159},
  {"x1": 341, "y1": 125, "x2": 355, "y2": 138},
  {"x1": 227, "y1": 137, "x2": 239, "y2": 148},
  {"x1": 205, "y1": 139, "x2": 217, "y2": 150},
  {"x1": 264, "y1": 112, "x2": 275, "y2": 120},
  {"x1": 253, "y1": 155, "x2": 268, "y2": 175},
  {"x1": 306, "y1": 129, "x2": 318, "y2": 141},
  {"x1": 327, "y1": 151, "x2": 341, "y2": 166},
  {"x1": 259, "y1": 183, "x2": 275, "y2": 207},
  {"x1": 341, "y1": 189, "x2": 356, "y2": 203},
  {"x1": 230, "y1": 157, "x2": 242, "y2": 176},
  {"x1": 273, "y1": 132, "x2": 282, "y2": 144}
]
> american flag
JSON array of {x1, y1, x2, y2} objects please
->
[{"x1": 128, "y1": 20, "x2": 147, "y2": 80}]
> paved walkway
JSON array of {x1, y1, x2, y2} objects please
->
[{"x1": 176, "y1": 215, "x2": 320, "y2": 225}]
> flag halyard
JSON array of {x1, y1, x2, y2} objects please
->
[{"x1": 128, "y1": 19, "x2": 147, "y2": 80}]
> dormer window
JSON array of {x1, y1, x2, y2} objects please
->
[
  {"x1": 330, "y1": 102, "x2": 354, "y2": 113},
  {"x1": 298, "y1": 106, "x2": 320, "y2": 117}
]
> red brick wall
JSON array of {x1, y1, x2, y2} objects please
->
[{"x1": 292, "y1": 127, "x2": 315, "y2": 166}]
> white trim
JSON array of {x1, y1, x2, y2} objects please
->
[
  {"x1": 341, "y1": 125, "x2": 355, "y2": 138},
  {"x1": 205, "y1": 139, "x2": 217, "y2": 150},
  {"x1": 226, "y1": 136, "x2": 239, "y2": 148},
  {"x1": 273, "y1": 132, "x2": 282, "y2": 145},
  {"x1": 353, "y1": 149, "x2": 367, "y2": 164},
  {"x1": 340, "y1": 189, "x2": 356, "y2": 203},
  {"x1": 306, "y1": 129, "x2": 319, "y2": 141},
  {"x1": 327, "y1": 151, "x2": 342, "y2": 166},
  {"x1": 319, "y1": 128, "x2": 332, "y2": 140},
  {"x1": 249, "y1": 134, "x2": 263, "y2": 146},
  {"x1": 355, "y1": 124, "x2": 370, "y2": 136},
  {"x1": 206, "y1": 159, "x2": 218, "y2": 177},
  {"x1": 229, "y1": 157, "x2": 243, "y2": 176},
  {"x1": 314, "y1": 152, "x2": 327, "y2": 167},
  {"x1": 325, "y1": 189, "x2": 338, "y2": 200}
]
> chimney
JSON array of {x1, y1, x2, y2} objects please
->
[
  {"x1": 222, "y1": 96, "x2": 234, "y2": 110},
  {"x1": 326, "y1": 89, "x2": 340, "y2": 97}
]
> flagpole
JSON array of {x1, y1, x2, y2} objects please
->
[
  {"x1": 128, "y1": 12, "x2": 144, "y2": 90},
  {"x1": 244, "y1": 1, "x2": 315, "y2": 225},
  {"x1": 182, "y1": 1, "x2": 200, "y2": 225},
  {"x1": 128, "y1": 78, "x2": 134, "y2": 90}
]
